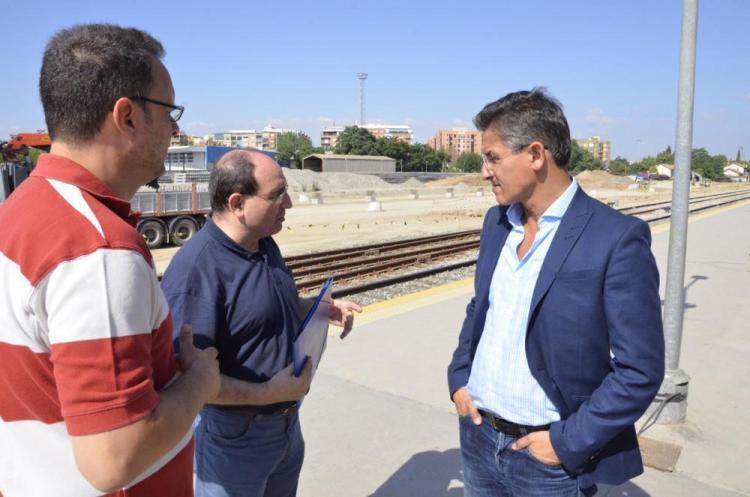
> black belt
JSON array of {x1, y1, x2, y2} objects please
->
[
  {"x1": 479, "y1": 410, "x2": 550, "y2": 437},
  {"x1": 212, "y1": 402, "x2": 298, "y2": 418}
]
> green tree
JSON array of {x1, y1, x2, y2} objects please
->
[
  {"x1": 608, "y1": 156, "x2": 637, "y2": 175},
  {"x1": 376, "y1": 137, "x2": 411, "y2": 166},
  {"x1": 655, "y1": 146, "x2": 674, "y2": 164},
  {"x1": 569, "y1": 141, "x2": 604, "y2": 172},
  {"x1": 452, "y1": 152, "x2": 483, "y2": 172},
  {"x1": 404, "y1": 144, "x2": 448, "y2": 172},
  {"x1": 736, "y1": 148, "x2": 742, "y2": 162},
  {"x1": 691, "y1": 148, "x2": 726, "y2": 179},
  {"x1": 333, "y1": 126, "x2": 378, "y2": 155},
  {"x1": 275, "y1": 131, "x2": 313, "y2": 167}
]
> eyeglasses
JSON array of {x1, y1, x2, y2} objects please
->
[
  {"x1": 130, "y1": 96, "x2": 184, "y2": 122},
  {"x1": 255, "y1": 184, "x2": 289, "y2": 204},
  {"x1": 481, "y1": 143, "x2": 547, "y2": 167},
  {"x1": 481, "y1": 150, "x2": 517, "y2": 167}
]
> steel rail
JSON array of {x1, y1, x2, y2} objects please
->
[{"x1": 305, "y1": 189, "x2": 750, "y2": 297}]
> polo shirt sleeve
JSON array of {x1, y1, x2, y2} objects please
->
[
  {"x1": 41, "y1": 248, "x2": 165, "y2": 436},
  {"x1": 165, "y1": 289, "x2": 221, "y2": 351}
]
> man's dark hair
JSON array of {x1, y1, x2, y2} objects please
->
[
  {"x1": 474, "y1": 87, "x2": 571, "y2": 169},
  {"x1": 209, "y1": 150, "x2": 259, "y2": 212},
  {"x1": 39, "y1": 24, "x2": 164, "y2": 143}
]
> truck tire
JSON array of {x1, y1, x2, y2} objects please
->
[
  {"x1": 138, "y1": 219, "x2": 167, "y2": 249},
  {"x1": 169, "y1": 216, "x2": 198, "y2": 246}
]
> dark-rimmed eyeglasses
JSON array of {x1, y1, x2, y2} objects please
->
[{"x1": 130, "y1": 96, "x2": 184, "y2": 122}]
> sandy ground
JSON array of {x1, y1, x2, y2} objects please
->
[{"x1": 151, "y1": 180, "x2": 750, "y2": 275}]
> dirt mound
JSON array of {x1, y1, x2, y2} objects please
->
[
  {"x1": 283, "y1": 169, "x2": 394, "y2": 192},
  {"x1": 401, "y1": 177, "x2": 424, "y2": 188},
  {"x1": 427, "y1": 174, "x2": 485, "y2": 187},
  {"x1": 575, "y1": 170, "x2": 634, "y2": 190}
]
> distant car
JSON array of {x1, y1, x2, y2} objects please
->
[{"x1": 635, "y1": 172, "x2": 650, "y2": 182}]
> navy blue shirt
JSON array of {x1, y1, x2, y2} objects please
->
[{"x1": 161, "y1": 217, "x2": 301, "y2": 384}]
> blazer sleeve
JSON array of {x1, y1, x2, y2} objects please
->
[
  {"x1": 447, "y1": 295, "x2": 477, "y2": 397},
  {"x1": 550, "y1": 219, "x2": 665, "y2": 472}
]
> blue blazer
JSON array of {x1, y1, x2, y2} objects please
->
[{"x1": 447, "y1": 188, "x2": 664, "y2": 487}]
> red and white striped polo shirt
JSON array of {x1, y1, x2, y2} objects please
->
[{"x1": 0, "y1": 154, "x2": 193, "y2": 497}]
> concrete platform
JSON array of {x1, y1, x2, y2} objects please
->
[{"x1": 298, "y1": 201, "x2": 750, "y2": 496}]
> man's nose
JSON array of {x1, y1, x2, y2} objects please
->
[
  {"x1": 171, "y1": 120, "x2": 180, "y2": 137},
  {"x1": 481, "y1": 162, "x2": 492, "y2": 180}
]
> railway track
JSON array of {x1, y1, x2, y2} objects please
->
[{"x1": 292, "y1": 188, "x2": 750, "y2": 297}]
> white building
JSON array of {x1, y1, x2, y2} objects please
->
[
  {"x1": 655, "y1": 164, "x2": 674, "y2": 178},
  {"x1": 724, "y1": 163, "x2": 748, "y2": 179},
  {"x1": 213, "y1": 130, "x2": 265, "y2": 149}
]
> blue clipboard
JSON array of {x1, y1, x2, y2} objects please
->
[{"x1": 292, "y1": 277, "x2": 334, "y2": 377}]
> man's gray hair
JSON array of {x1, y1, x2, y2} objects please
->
[{"x1": 474, "y1": 87, "x2": 572, "y2": 169}]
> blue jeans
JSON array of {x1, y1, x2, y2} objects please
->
[
  {"x1": 195, "y1": 406, "x2": 305, "y2": 497},
  {"x1": 459, "y1": 415, "x2": 591, "y2": 497}
]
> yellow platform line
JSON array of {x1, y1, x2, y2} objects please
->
[
  {"x1": 332, "y1": 278, "x2": 474, "y2": 334},
  {"x1": 650, "y1": 198, "x2": 750, "y2": 234},
  {"x1": 337, "y1": 198, "x2": 750, "y2": 332}
]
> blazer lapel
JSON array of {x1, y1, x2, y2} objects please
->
[
  {"x1": 475, "y1": 208, "x2": 511, "y2": 311},
  {"x1": 528, "y1": 188, "x2": 592, "y2": 317}
]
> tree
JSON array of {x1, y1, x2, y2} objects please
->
[
  {"x1": 608, "y1": 156, "x2": 637, "y2": 176},
  {"x1": 333, "y1": 126, "x2": 378, "y2": 155},
  {"x1": 452, "y1": 152, "x2": 483, "y2": 173},
  {"x1": 655, "y1": 146, "x2": 674, "y2": 164},
  {"x1": 376, "y1": 137, "x2": 411, "y2": 167},
  {"x1": 404, "y1": 144, "x2": 448, "y2": 172},
  {"x1": 569, "y1": 141, "x2": 604, "y2": 172},
  {"x1": 275, "y1": 131, "x2": 313, "y2": 167},
  {"x1": 691, "y1": 148, "x2": 726, "y2": 179},
  {"x1": 737, "y1": 147, "x2": 742, "y2": 162}
]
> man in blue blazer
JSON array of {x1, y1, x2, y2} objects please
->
[{"x1": 447, "y1": 89, "x2": 664, "y2": 496}]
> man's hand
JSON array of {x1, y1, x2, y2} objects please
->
[
  {"x1": 177, "y1": 324, "x2": 220, "y2": 401},
  {"x1": 264, "y1": 360, "x2": 313, "y2": 403},
  {"x1": 328, "y1": 299, "x2": 363, "y2": 339},
  {"x1": 451, "y1": 387, "x2": 482, "y2": 425},
  {"x1": 512, "y1": 430, "x2": 561, "y2": 466}
]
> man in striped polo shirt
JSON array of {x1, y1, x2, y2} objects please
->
[{"x1": 0, "y1": 24, "x2": 220, "y2": 496}]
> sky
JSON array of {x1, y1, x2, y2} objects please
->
[{"x1": 1, "y1": 0, "x2": 748, "y2": 161}]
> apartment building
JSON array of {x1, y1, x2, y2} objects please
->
[
  {"x1": 321, "y1": 126, "x2": 346, "y2": 150},
  {"x1": 213, "y1": 130, "x2": 266, "y2": 149},
  {"x1": 575, "y1": 136, "x2": 611, "y2": 164},
  {"x1": 320, "y1": 124, "x2": 413, "y2": 151},
  {"x1": 427, "y1": 128, "x2": 482, "y2": 161},
  {"x1": 361, "y1": 124, "x2": 413, "y2": 144},
  {"x1": 262, "y1": 126, "x2": 298, "y2": 151}
]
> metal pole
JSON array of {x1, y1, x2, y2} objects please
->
[
  {"x1": 657, "y1": 0, "x2": 698, "y2": 423},
  {"x1": 357, "y1": 72, "x2": 368, "y2": 126}
]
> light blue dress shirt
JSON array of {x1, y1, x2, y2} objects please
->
[{"x1": 467, "y1": 179, "x2": 579, "y2": 426}]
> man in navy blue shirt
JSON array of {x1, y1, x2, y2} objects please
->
[{"x1": 162, "y1": 149, "x2": 362, "y2": 497}]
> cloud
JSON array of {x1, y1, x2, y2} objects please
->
[
  {"x1": 186, "y1": 121, "x2": 213, "y2": 130},
  {"x1": 449, "y1": 120, "x2": 473, "y2": 129},
  {"x1": 584, "y1": 107, "x2": 613, "y2": 126}
]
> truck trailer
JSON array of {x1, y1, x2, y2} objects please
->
[{"x1": 131, "y1": 183, "x2": 210, "y2": 249}]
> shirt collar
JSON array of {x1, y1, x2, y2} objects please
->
[
  {"x1": 506, "y1": 178, "x2": 579, "y2": 228},
  {"x1": 31, "y1": 153, "x2": 137, "y2": 223},
  {"x1": 204, "y1": 216, "x2": 268, "y2": 258}
]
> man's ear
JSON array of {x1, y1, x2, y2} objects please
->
[
  {"x1": 528, "y1": 141, "x2": 547, "y2": 172},
  {"x1": 111, "y1": 97, "x2": 138, "y2": 138},
  {"x1": 227, "y1": 192, "x2": 245, "y2": 215}
]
